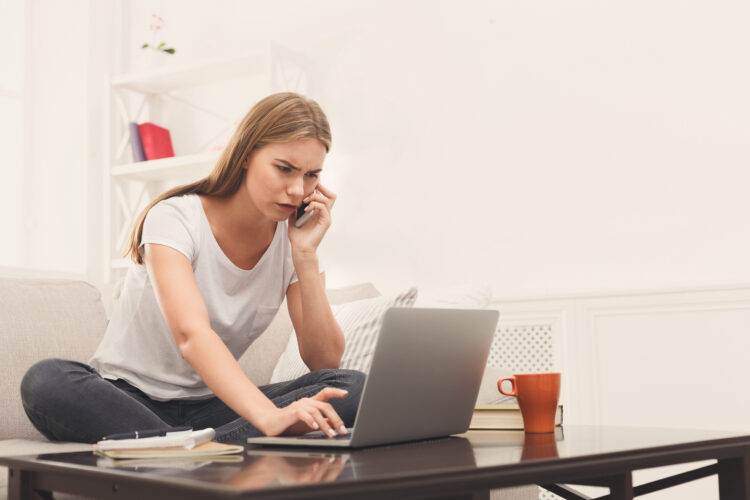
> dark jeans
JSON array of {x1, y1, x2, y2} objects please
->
[{"x1": 20, "y1": 358, "x2": 365, "y2": 444}]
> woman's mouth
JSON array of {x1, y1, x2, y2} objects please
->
[{"x1": 276, "y1": 203, "x2": 296, "y2": 213}]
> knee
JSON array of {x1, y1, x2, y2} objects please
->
[
  {"x1": 21, "y1": 358, "x2": 72, "y2": 408},
  {"x1": 308, "y1": 368, "x2": 366, "y2": 401},
  {"x1": 334, "y1": 369, "x2": 367, "y2": 397}
]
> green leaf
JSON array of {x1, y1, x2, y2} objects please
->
[
  {"x1": 164, "y1": 48, "x2": 176, "y2": 54},
  {"x1": 141, "y1": 43, "x2": 149, "y2": 49},
  {"x1": 157, "y1": 42, "x2": 165, "y2": 48}
]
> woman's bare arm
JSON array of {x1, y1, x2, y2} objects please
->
[
  {"x1": 144, "y1": 243, "x2": 347, "y2": 437},
  {"x1": 145, "y1": 244, "x2": 278, "y2": 428},
  {"x1": 286, "y1": 267, "x2": 345, "y2": 371}
]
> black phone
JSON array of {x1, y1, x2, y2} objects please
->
[{"x1": 295, "y1": 200, "x2": 314, "y2": 227}]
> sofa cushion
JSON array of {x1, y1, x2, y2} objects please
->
[
  {"x1": 239, "y1": 282, "x2": 381, "y2": 386},
  {"x1": 0, "y1": 439, "x2": 92, "y2": 458},
  {"x1": 270, "y1": 287, "x2": 417, "y2": 382},
  {"x1": 0, "y1": 279, "x2": 108, "y2": 441}
]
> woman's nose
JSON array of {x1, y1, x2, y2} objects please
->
[{"x1": 288, "y1": 178, "x2": 305, "y2": 198}]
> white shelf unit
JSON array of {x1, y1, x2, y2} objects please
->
[
  {"x1": 110, "y1": 52, "x2": 270, "y2": 94},
  {"x1": 110, "y1": 153, "x2": 221, "y2": 183},
  {"x1": 103, "y1": 45, "x2": 310, "y2": 284}
]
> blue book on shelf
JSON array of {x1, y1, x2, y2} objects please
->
[{"x1": 128, "y1": 122, "x2": 146, "y2": 162}]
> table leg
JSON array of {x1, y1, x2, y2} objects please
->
[
  {"x1": 7, "y1": 467, "x2": 45, "y2": 500},
  {"x1": 607, "y1": 473, "x2": 634, "y2": 500},
  {"x1": 718, "y1": 455, "x2": 750, "y2": 500}
]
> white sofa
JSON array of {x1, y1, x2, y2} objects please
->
[
  {"x1": 0, "y1": 277, "x2": 535, "y2": 500},
  {"x1": 0, "y1": 278, "x2": 379, "y2": 494}
]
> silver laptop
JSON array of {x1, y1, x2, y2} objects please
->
[{"x1": 247, "y1": 307, "x2": 499, "y2": 448}]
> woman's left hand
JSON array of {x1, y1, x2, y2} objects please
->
[{"x1": 288, "y1": 182, "x2": 336, "y2": 254}]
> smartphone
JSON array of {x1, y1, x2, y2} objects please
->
[{"x1": 295, "y1": 200, "x2": 314, "y2": 228}]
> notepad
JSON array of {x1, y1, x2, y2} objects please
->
[
  {"x1": 95, "y1": 428, "x2": 216, "y2": 451},
  {"x1": 94, "y1": 441, "x2": 245, "y2": 460}
]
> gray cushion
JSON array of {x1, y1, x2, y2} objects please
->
[
  {"x1": 238, "y1": 282, "x2": 380, "y2": 385},
  {"x1": 0, "y1": 279, "x2": 108, "y2": 441},
  {"x1": 325, "y1": 282, "x2": 381, "y2": 306}
]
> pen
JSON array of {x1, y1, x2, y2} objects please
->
[{"x1": 102, "y1": 426, "x2": 192, "y2": 441}]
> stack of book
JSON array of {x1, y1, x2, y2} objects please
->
[
  {"x1": 470, "y1": 366, "x2": 564, "y2": 430},
  {"x1": 470, "y1": 403, "x2": 564, "y2": 430},
  {"x1": 129, "y1": 122, "x2": 175, "y2": 162}
]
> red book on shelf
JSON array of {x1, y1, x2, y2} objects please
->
[{"x1": 138, "y1": 122, "x2": 175, "y2": 161}]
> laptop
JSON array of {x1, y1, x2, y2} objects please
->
[{"x1": 247, "y1": 307, "x2": 499, "y2": 448}]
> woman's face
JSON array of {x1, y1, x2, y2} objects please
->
[{"x1": 243, "y1": 138, "x2": 327, "y2": 222}]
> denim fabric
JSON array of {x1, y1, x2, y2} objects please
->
[{"x1": 20, "y1": 358, "x2": 365, "y2": 444}]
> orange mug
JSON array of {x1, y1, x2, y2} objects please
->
[{"x1": 498, "y1": 372, "x2": 560, "y2": 433}]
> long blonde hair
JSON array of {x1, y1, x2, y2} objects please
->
[{"x1": 125, "y1": 92, "x2": 332, "y2": 264}]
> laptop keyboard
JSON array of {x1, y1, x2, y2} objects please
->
[{"x1": 299, "y1": 432, "x2": 352, "y2": 440}]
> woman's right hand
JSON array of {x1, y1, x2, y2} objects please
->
[{"x1": 258, "y1": 387, "x2": 349, "y2": 438}]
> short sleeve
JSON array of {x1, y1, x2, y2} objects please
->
[{"x1": 139, "y1": 196, "x2": 198, "y2": 262}]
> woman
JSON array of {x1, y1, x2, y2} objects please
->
[{"x1": 21, "y1": 92, "x2": 365, "y2": 443}]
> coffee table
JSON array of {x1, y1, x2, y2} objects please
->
[{"x1": 2, "y1": 426, "x2": 750, "y2": 500}]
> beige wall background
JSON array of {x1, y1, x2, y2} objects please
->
[
  {"x1": 8, "y1": 0, "x2": 750, "y2": 297},
  {"x1": 6, "y1": 4, "x2": 749, "y2": 498}
]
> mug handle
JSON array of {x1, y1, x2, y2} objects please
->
[{"x1": 497, "y1": 377, "x2": 517, "y2": 397}]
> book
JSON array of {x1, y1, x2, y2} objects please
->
[
  {"x1": 97, "y1": 454, "x2": 244, "y2": 469},
  {"x1": 138, "y1": 122, "x2": 175, "y2": 161},
  {"x1": 469, "y1": 404, "x2": 564, "y2": 430},
  {"x1": 96, "y1": 427, "x2": 215, "y2": 451},
  {"x1": 94, "y1": 440, "x2": 244, "y2": 460},
  {"x1": 128, "y1": 122, "x2": 146, "y2": 162},
  {"x1": 460, "y1": 426, "x2": 565, "y2": 445}
]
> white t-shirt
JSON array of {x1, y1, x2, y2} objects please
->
[{"x1": 90, "y1": 194, "x2": 299, "y2": 400}]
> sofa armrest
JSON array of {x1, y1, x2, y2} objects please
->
[{"x1": 0, "y1": 278, "x2": 108, "y2": 440}]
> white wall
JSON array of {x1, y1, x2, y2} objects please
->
[
  {"x1": 1, "y1": 0, "x2": 117, "y2": 281},
  {"x1": 115, "y1": 0, "x2": 750, "y2": 298},
  {"x1": 0, "y1": 0, "x2": 92, "y2": 276},
  {"x1": 14, "y1": 5, "x2": 750, "y2": 497},
  {"x1": 14, "y1": 1, "x2": 750, "y2": 295},
  {"x1": 0, "y1": 0, "x2": 26, "y2": 268},
  {"x1": 25, "y1": 0, "x2": 89, "y2": 274}
]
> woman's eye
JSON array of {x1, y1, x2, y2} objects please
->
[{"x1": 275, "y1": 164, "x2": 318, "y2": 178}]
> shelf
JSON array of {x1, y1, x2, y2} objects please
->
[
  {"x1": 111, "y1": 152, "x2": 219, "y2": 182},
  {"x1": 111, "y1": 51, "x2": 268, "y2": 94},
  {"x1": 105, "y1": 43, "x2": 307, "y2": 281}
]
